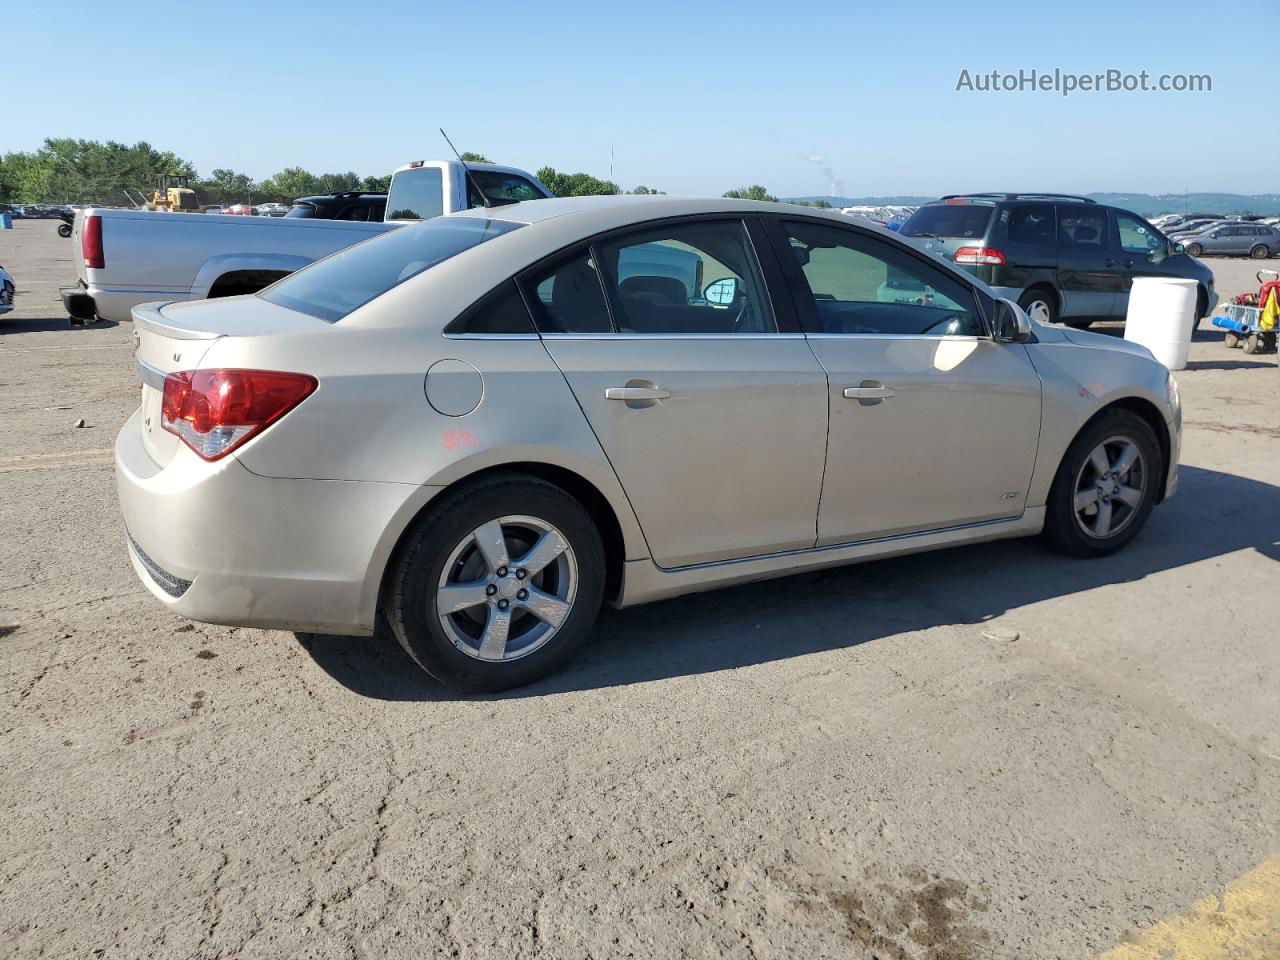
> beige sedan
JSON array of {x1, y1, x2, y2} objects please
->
[{"x1": 116, "y1": 196, "x2": 1181, "y2": 690}]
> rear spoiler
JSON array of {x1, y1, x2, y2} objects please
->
[{"x1": 131, "y1": 301, "x2": 217, "y2": 341}]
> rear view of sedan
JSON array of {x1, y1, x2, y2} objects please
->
[{"x1": 117, "y1": 197, "x2": 1181, "y2": 691}]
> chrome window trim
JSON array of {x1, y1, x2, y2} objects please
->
[
  {"x1": 442, "y1": 332, "x2": 541, "y2": 340},
  {"x1": 802, "y1": 333, "x2": 991, "y2": 342},
  {"x1": 136, "y1": 357, "x2": 167, "y2": 389},
  {"x1": 538, "y1": 332, "x2": 808, "y2": 341}
]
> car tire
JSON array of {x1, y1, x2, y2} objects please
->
[
  {"x1": 1043, "y1": 409, "x2": 1162, "y2": 558},
  {"x1": 1017, "y1": 287, "x2": 1058, "y2": 326},
  {"x1": 57, "y1": 223, "x2": 72, "y2": 238},
  {"x1": 387, "y1": 474, "x2": 606, "y2": 693},
  {"x1": 1185, "y1": 243, "x2": 1203, "y2": 257},
  {"x1": 1250, "y1": 244, "x2": 1270, "y2": 259}
]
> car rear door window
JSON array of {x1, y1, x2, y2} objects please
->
[
  {"x1": 1005, "y1": 205, "x2": 1056, "y2": 246},
  {"x1": 444, "y1": 280, "x2": 536, "y2": 335},
  {"x1": 1058, "y1": 208, "x2": 1108, "y2": 248},
  {"x1": 524, "y1": 250, "x2": 614, "y2": 334},
  {"x1": 778, "y1": 220, "x2": 985, "y2": 337},
  {"x1": 594, "y1": 220, "x2": 776, "y2": 334}
]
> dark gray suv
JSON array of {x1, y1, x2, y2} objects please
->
[{"x1": 899, "y1": 193, "x2": 1217, "y2": 329}]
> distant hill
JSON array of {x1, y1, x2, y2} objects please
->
[{"x1": 784, "y1": 193, "x2": 1280, "y2": 216}]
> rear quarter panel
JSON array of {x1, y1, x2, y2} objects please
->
[{"x1": 206, "y1": 327, "x2": 652, "y2": 564}]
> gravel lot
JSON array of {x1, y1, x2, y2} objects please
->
[{"x1": 1, "y1": 219, "x2": 1277, "y2": 959}]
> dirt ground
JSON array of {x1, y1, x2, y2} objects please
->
[{"x1": 1, "y1": 219, "x2": 1277, "y2": 959}]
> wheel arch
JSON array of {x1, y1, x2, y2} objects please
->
[
  {"x1": 1074, "y1": 396, "x2": 1173, "y2": 504},
  {"x1": 375, "y1": 462, "x2": 631, "y2": 617},
  {"x1": 207, "y1": 268, "x2": 291, "y2": 299},
  {"x1": 1018, "y1": 282, "x2": 1061, "y2": 314}
]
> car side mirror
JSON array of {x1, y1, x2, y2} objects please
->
[
  {"x1": 1172, "y1": 242, "x2": 1185, "y2": 255},
  {"x1": 704, "y1": 277, "x2": 738, "y2": 306},
  {"x1": 992, "y1": 298, "x2": 1032, "y2": 343}
]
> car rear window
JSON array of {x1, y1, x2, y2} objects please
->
[
  {"x1": 900, "y1": 204, "x2": 994, "y2": 239},
  {"x1": 386, "y1": 166, "x2": 445, "y2": 221},
  {"x1": 261, "y1": 216, "x2": 523, "y2": 323},
  {"x1": 285, "y1": 204, "x2": 316, "y2": 218}
]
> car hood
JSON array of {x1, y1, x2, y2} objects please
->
[{"x1": 1059, "y1": 326, "x2": 1157, "y2": 361}]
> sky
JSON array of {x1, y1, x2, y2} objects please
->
[{"x1": 4, "y1": 0, "x2": 1276, "y2": 198}]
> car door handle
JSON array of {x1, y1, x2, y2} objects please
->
[
  {"x1": 843, "y1": 384, "x2": 895, "y2": 400},
  {"x1": 605, "y1": 386, "x2": 670, "y2": 401},
  {"x1": 1104, "y1": 258, "x2": 1115, "y2": 267}
]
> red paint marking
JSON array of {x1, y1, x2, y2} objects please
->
[{"x1": 443, "y1": 430, "x2": 479, "y2": 451}]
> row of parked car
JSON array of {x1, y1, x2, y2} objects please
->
[{"x1": 1149, "y1": 213, "x2": 1280, "y2": 259}]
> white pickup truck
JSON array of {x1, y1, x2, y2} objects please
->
[{"x1": 61, "y1": 160, "x2": 551, "y2": 323}]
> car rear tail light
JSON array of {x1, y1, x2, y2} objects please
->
[
  {"x1": 161, "y1": 369, "x2": 317, "y2": 461},
  {"x1": 954, "y1": 246, "x2": 1006, "y2": 265},
  {"x1": 82, "y1": 214, "x2": 104, "y2": 269}
]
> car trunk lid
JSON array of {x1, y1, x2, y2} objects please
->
[{"x1": 132, "y1": 296, "x2": 329, "y2": 465}]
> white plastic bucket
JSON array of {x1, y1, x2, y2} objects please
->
[{"x1": 1124, "y1": 277, "x2": 1198, "y2": 370}]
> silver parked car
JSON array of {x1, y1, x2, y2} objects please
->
[
  {"x1": 1178, "y1": 222, "x2": 1278, "y2": 259},
  {"x1": 117, "y1": 197, "x2": 1182, "y2": 691}
]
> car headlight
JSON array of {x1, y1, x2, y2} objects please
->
[{"x1": 1166, "y1": 370, "x2": 1181, "y2": 413}]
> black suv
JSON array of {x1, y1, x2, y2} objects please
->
[
  {"x1": 285, "y1": 191, "x2": 387, "y2": 221},
  {"x1": 899, "y1": 193, "x2": 1216, "y2": 328}
]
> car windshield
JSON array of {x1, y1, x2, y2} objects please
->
[
  {"x1": 261, "y1": 216, "x2": 523, "y2": 323},
  {"x1": 900, "y1": 204, "x2": 994, "y2": 239}
]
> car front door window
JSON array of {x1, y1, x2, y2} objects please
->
[
  {"x1": 778, "y1": 220, "x2": 985, "y2": 337},
  {"x1": 1116, "y1": 214, "x2": 1164, "y2": 260}
]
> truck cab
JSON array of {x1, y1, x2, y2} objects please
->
[{"x1": 385, "y1": 161, "x2": 551, "y2": 221}]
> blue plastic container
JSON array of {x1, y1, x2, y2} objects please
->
[{"x1": 0, "y1": 213, "x2": 12, "y2": 229}]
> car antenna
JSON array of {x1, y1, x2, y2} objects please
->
[{"x1": 440, "y1": 128, "x2": 493, "y2": 209}]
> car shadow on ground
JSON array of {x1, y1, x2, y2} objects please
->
[
  {"x1": 0, "y1": 315, "x2": 116, "y2": 334},
  {"x1": 1184, "y1": 358, "x2": 1277, "y2": 371},
  {"x1": 297, "y1": 465, "x2": 1280, "y2": 702}
]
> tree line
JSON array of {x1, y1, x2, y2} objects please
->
[{"x1": 0, "y1": 138, "x2": 828, "y2": 208}]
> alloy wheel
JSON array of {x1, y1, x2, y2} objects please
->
[
  {"x1": 1025, "y1": 299, "x2": 1052, "y2": 325},
  {"x1": 435, "y1": 515, "x2": 578, "y2": 662},
  {"x1": 1072, "y1": 436, "x2": 1147, "y2": 539}
]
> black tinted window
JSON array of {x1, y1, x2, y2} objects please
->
[
  {"x1": 901, "y1": 204, "x2": 994, "y2": 239},
  {"x1": 445, "y1": 281, "x2": 535, "y2": 335},
  {"x1": 780, "y1": 221, "x2": 985, "y2": 337},
  {"x1": 524, "y1": 250, "x2": 612, "y2": 333},
  {"x1": 285, "y1": 204, "x2": 316, "y2": 218},
  {"x1": 1058, "y1": 207, "x2": 1107, "y2": 248},
  {"x1": 1006, "y1": 205, "x2": 1055, "y2": 245},
  {"x1": 262, "y1": 216, "x2": 522, "y2": 323}
]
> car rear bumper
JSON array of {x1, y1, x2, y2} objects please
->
[
  {"x1": 70, "y1": 283, "x2": 193, "y2": 323},
  {"x1": 116, "y1": 407, "x2": 431, "y2": 635}
]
